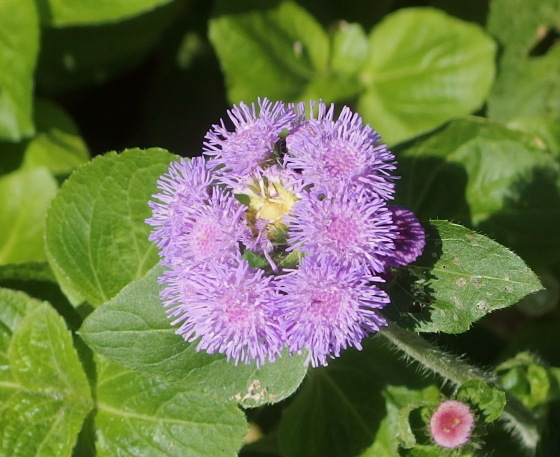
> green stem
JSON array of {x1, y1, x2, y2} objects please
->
[{"x1": 378, "y1": 321, "x2": 539, "y2": 453}]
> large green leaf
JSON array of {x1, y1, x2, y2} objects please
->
[
  {"x1": 0, "y1": 301, "x2": 93, "y2": 457},
  {"x1": 278, "y1": 336, "x2": 439, "y2": 457},
  {"x1": 80, "y1": 266, "x2": 308, "y2": 407},
  {"x1": 0, "y1": 167, "x2": 58, "y2": 264},
  {"x1": 209, "y1": 0, "x2": 330, "y2": 103},
  {"x1": 45, "y1": 148, "x2": 175, "y2": 307},
  {"x1": 394, "y1": 116, "x2": 560, "y2": 266},
  {"x1": 36, "y1": 1, "x2": 181, "y2": 93},
  {"x1": 386, "y1": 221, "x2": 543, "y2": 334},
  {"x1": 0, "y1": 0, "x2": 39, "y2": 141},
  {"x1": 38, "y1": 0, "x2": 175, "y2": 26},
  {"x1": 95, "y1": 355, "x2": 247, "y2": 457},
  {"x1": 358, "y1": 7, "x2": 496, "y2": 145},
  {"x1": 0, "y1": 288, "x2": 42, "y2": 406}
]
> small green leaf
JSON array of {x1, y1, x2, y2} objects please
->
[
  {"x1": 358, "y1": 7, "x2": 496, "y2": 145},
  {"x1": 45, "y1": 148, "x2": 176, "y2": 306},
  {"x1": 0, "y1": 0, "x2": 39, "y2": 141},
  {"x1": 455, "y1": 379, "x2": 506, "y2": 423},
  {"x1": 278, "y1": 337, "x2": 439, "y2": 457},
  {"x1": 95, "y1": 355, "x2": 247, "y2": 457},
  {"x1": 497, "y1": 352, "x2": 553, "y2": 409},
  {"x1": 0, "y1": 167, "x2": 58, "y2": 264},
  {"x1": 79, "y1": 266, "x2": 308, "y2": 407},
  {"x1": 0, "y1": 302, "x2": 93, "y2": 457},
  {"x1": 38, "y1": 0, "x2": 175, "y2": 26},
  {"x1": 359, "y1": 385, "x2": 440, "y2": 457},
  {"x1": 386, "y1": 221, "x2": 543, "y2": 334},
  {"x1": 209, "y1": 0, "x2": 329, "y2": 103}
]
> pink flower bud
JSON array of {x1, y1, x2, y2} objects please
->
[{"x1": 429, "y1": 400, "x2": 474, "y2": 449}]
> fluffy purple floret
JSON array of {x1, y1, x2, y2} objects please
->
[
  {"x1": 162, "y1": 259, "x2": 284, "y2": 367},
  {"x1": 285, "y1": 101, "x2": 396, "y2": 199},
  {"x1": 275, "y1": 256, "x2": 388, "y2": 367},
  {"x1": 166, "y1": 186, "x2": 249, "y2": 266},
  {"x1": 286, "y1": 189, "x2": 396, "y2": 273},
  {"x1": 382, "y1": 206, "x2": 426, "y2": 267},
  {"x1": 203, "y1": 98, "x2": 297, "y2": 177},
  {"x1": 146, "y1": 157, "x2": 212, "y2": 256}
]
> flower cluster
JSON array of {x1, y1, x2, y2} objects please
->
[{"x1": 146, "y1": 99, "x2": 425, "y2": 367}]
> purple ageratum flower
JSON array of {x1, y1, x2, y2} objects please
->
[
  {"x1": 203, "y1": 98, "x2": 297, "y2": 178},
  {"x1": 286, "y1": 188, "x2": 396, "y2": 274},
  {"x1": 146, "y1": 157, "x2": 212, "y2": 256},
  {"x1": 383, "y1": 206, "x2": 426, "y2": 267},
  {"x1": 163, "y1": 259, "x2": 284, "y2": 367},
  {"x1": 285, "y1": 101, "x2": 396, "y2": 200},
  {"x1": 275, "y1": 256, "x2": 388, "y2": 367},
  {"x1": 166, "y1": 186, "x2": 250, "y2": 267}
]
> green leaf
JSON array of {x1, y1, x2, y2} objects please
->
[
  {"x1": 45, "y1": 148, "x2": 176, "y2": 307},
  {"x1": 395, "y1": 117, "x2": 558, "y2": 224},
  {"x1": 497, "y1": 352, "x2": 553, "y2": 409},
  {"x1": 358, "y1": 7, "x2": 496, "y2": 145},
  {"x1": 278, "y1": 337, "x2": 438, "y2": 457},
  {"x1": 455, "y1": 379, "x2": 506, "y2": 422},
  {"x1": 506, "y1": 115, "x2": 560, "y2": 158},
  {"x1": 0, "y1": 0, "x2": 39, "y2": 141},
  {"x1": 95, "y1": 355, "x2": 247, "y2": 457},
  {"x1": 386, "y1": 221, "x2": 543, "y2": 333},
  {"x1": 0, "y1": 287, "x2": 43, "y2": 333},
  {"x1": 36, "y1": 2, "x2": 181, "y2": 93},
  {"x1": 79, "y1": 265, "x2": 308, "y2": 407},
  {"x1": 0, "y1": 99, "x2": 89, "y2": 176},
  {"x1": 486, "y1": 0, "x2": 560, "y2": 121},
  {"x1": 330, "y1": 22, "x2": 368, "y2": 76},
  {"x1": 0, "y1": 167, "x2": 58, "y2": 264},
  {"x1": 359, "y1": 385, "x2": 439, "y2": 456},
  {"x1": 38, "y1": 0, "x2": 175, "y2": 26},
  {"x1": 394, "y1": 116, "x2": 560, "y2": 266},
  {"x1": 209, "y1": 0, "x2": 329, "y2": 103},
  {"x1": 0, "y1": 302, "x2": 93, "y2": 457},
  {"x1": 19, "y1": 99, "x2": 89, "y2": 174},
  {"x1": 0, "y1": 288, "x2": 42, "y2": 406},
  {"x1": 0, "y1": 262, "x2": 56, "y2": 283},
  {"x1": 488, "y1": 43, "x2": 560, "y2": 122}
]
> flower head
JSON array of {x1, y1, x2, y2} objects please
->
[
  {"x1": 146, "y1": 157, "x2": 212, "y2": 256},
  {"x1": 164, "y1": 260, "x2": 284, "y2": 367},
  {"x1": 285, "y1": 101, "x2": 396, "y2": 199},
  {"x1": 275, "y1": 256, "x2": 388, "y2": 367},
  {"x1": 383, "y1": 206, "x2": 426, "y2": 267},
  {"x1": 147, "y1": 99, "x2": 425, "y2": 368},
  {"x1": 429, "y1": 400, "x2": 475, "y2": 449},
  {"x1": 204, "y1": 98, "x2": 297, "y2": 178},
  {"x1": 286, "y1": 189, "x2": 396, "y2": 273}
]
